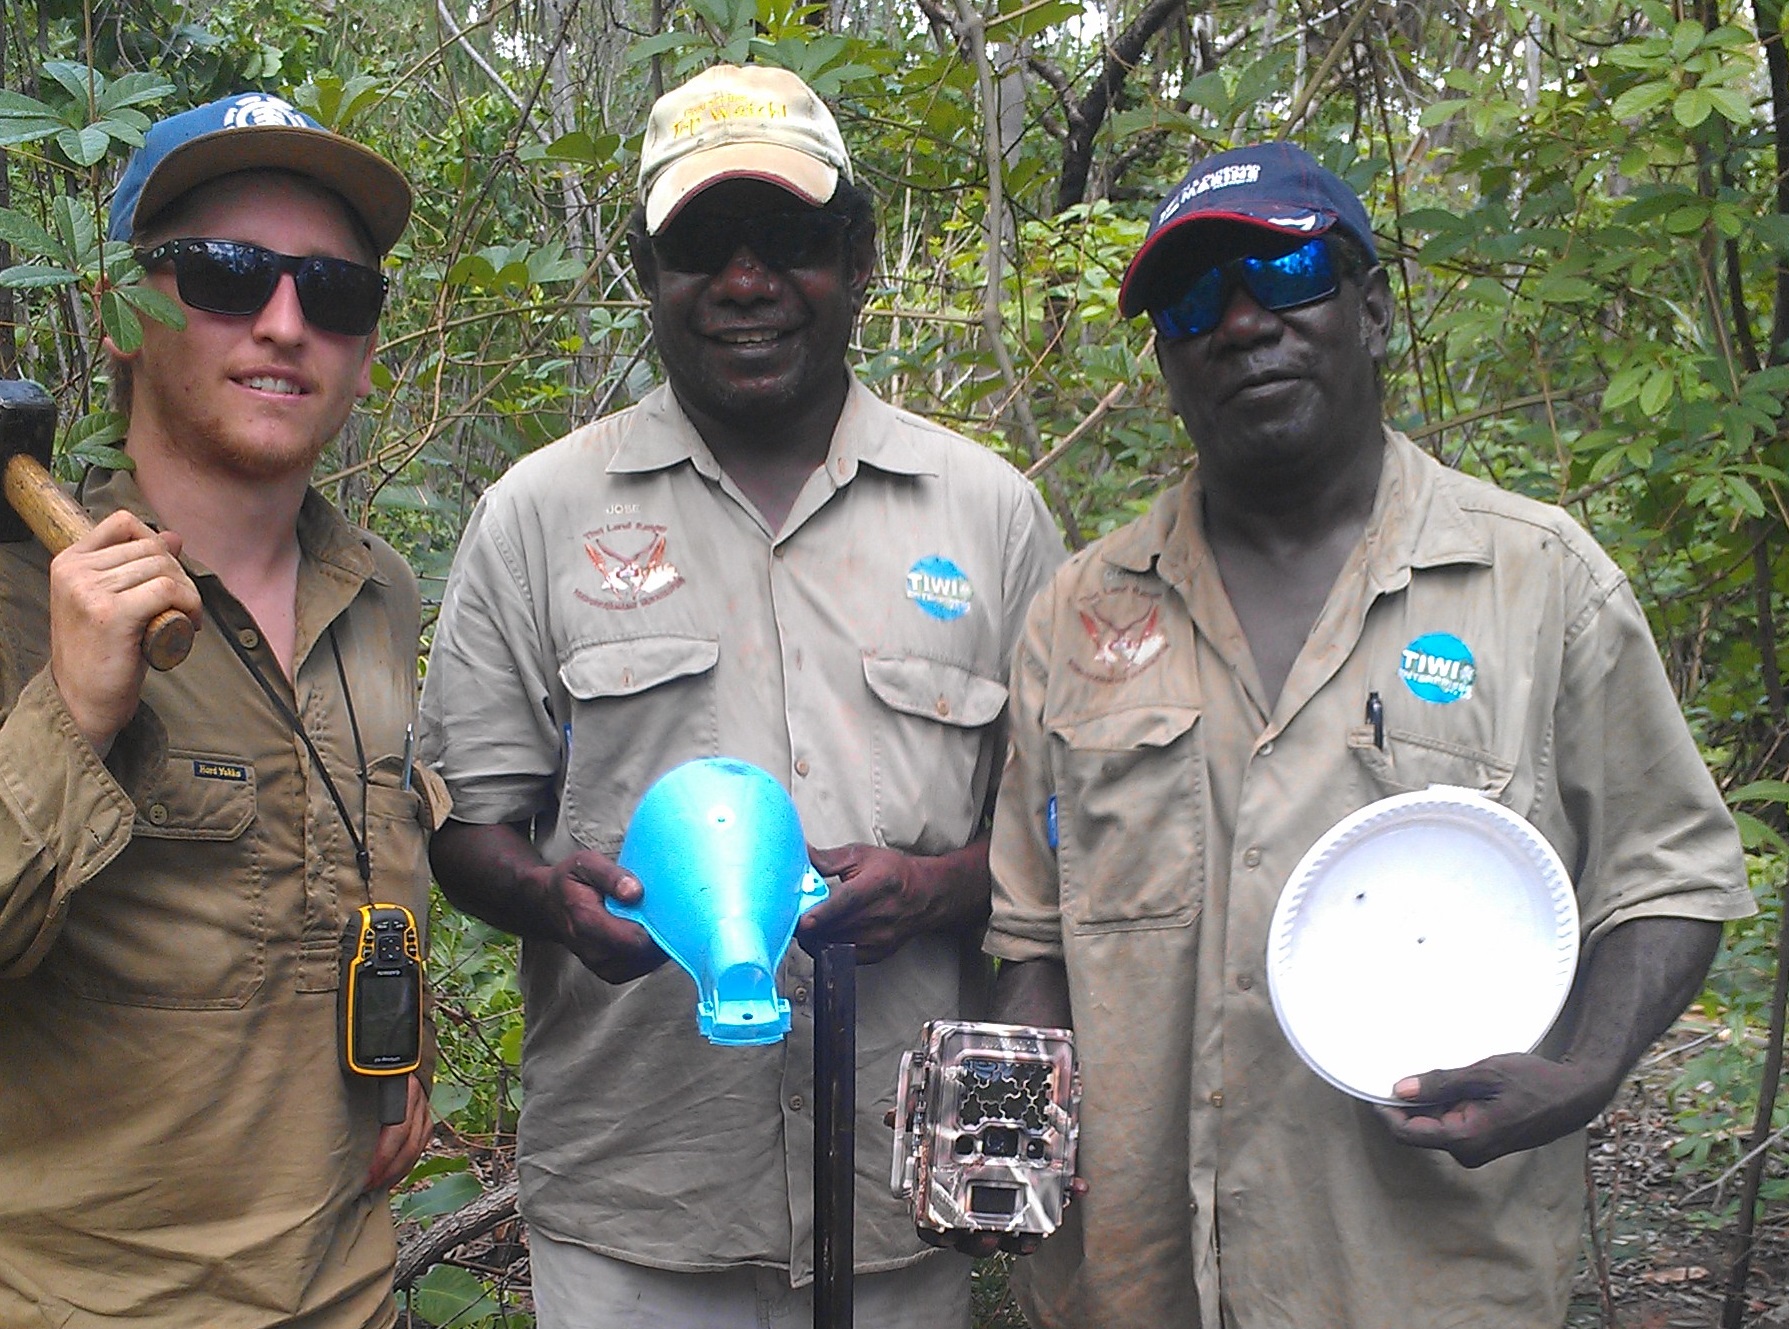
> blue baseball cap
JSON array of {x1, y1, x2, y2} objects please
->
[
  {"x1": 1118, "y1": 142, "x2": 1377, "y2": 317},
  {"x1": 108, "y1": 92, "x2": 411, "y2": 253}
]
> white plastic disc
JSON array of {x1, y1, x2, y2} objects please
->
[{"x1": 1266, "y1": 786, "x2": 1579, "y2": 1104}]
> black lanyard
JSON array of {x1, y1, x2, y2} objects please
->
[{"x1": 201, "y1": 585, "x2": 373, "y2": 894}]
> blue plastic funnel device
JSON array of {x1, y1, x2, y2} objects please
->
[{"x1": 609, "y1": 758, "x2": 829, "y2": 1046}]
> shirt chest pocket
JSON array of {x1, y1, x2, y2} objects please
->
[
  {"x1": 862, "y1": 654, "x2": 1008, "y2": 855},
  {"x1": 1048, "y1": 706, "x2": 1204, "y2": 932},
  {"x1": 1347, "y1": 725, "x2": 1515, "y2": 803},
  {"x1": 51, "y1": 750, "x2": 264, "y2": 1009},
  {"x1": 559, "y1": 635, "x2": 720, "y2": 854}
]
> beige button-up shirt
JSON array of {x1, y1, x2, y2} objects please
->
[
  {"x1": 0, "y1": 469, "x2": 441, "y2": 1329},
  {"x1": 988, "y1": 430, "x2": 1752, "y2": 1329},
  {"x1": 419, "y1": 377, "x2": 1063, "y2": 1281}
]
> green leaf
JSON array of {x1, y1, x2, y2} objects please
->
[
  {"x1": 1610, "y1": 80, "x2": 1673, "y2": 121},
  {"x1": 404, "y1": 1154, "x2": 472, "y2": 1184},
  {"x1": 0, "y1": 207, "x2": 59, "y2": 260},
  {"x1": 1704, "y1": 86, "x2": 1753, "y2": 124},
  {"x1": 61, "y1": 410, "x2": 127, "y2": 459},
  {"x1": 55, "y1": 124, "x2": 110, "y2": 167},
  {"x1": 986, "y1": 0, "x2": 1081, "y2": 43},
  {"x1": 1671, "y1": 20, "x2": 1704, "y2": 61},
  {"x1": 1603, "y1": 364, "x2": 1649, "y2": 410},
  {"x1": 42, "y1": 60, "x2": 97, "y2": 105},
  {"x1": 100, "y1": 290, "x2": 145, "y2": 353},
  {"x1": 520, "y1": 130, "x2": 619, "y2": 166},
  {"x1": 394, "y1": 1170, "x2": 484, "y2": 1222},
  {"x1": 115, "y1": 282, "x2": 186, "y2": 331},
  {"x1": 1732, "y1": 809, "x2": 1787, "y2": 852},
  {"x1": 406, "y1": 1265, "x2": 497, "y2": 1325},
  {"x1": 498, "y1": 1020, "x2": 523, "y2": 1066},
  {"x1": 0, "y1": 263, "x2": 79, "y2": 289},
  {"x1": 1673, "y1": 87, "x2": 1713, "y2": 129},
  {"x1": 628, "y1": 30, "x2": 704, "y2": 62},
  {"x1": 429, "y1": 1080, "x2": 473, "y2": 1118},
  {"x1": 50, "y1": 197, "x2": 97, "y2": 266},
  {"x1": 97, "y1": 71, "x2": 175, "y2": 113},
  {"x1": 1417, "y1": 100, "x2": 1468, "y2": 128},
  {"x1": 1729, "y1": 779, "x2": 1789, "y2": 804},
  {"x1": 1638, "y1": 366, "x2": 1675, "y2": 415}
]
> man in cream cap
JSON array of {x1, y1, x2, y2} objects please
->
[{"x1": 420, "y1": 63, "x2": 1063, "y2": 1328}]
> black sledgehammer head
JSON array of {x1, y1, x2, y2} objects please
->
[{"x1": 0, "y1": 380, "x2": 56, "y2": 544}]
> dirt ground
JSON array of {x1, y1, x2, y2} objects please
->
[{"x1": 1567, "y1": 1043, "x2": 1788, "y2": 1329}]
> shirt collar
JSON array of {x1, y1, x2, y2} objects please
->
[
  {"x1": 1099, "y1": 426, "x2": 1492, "y2": 586},
  {"x1": 75, "y1": 467, "x2": 383, "y2": 586},
  {"x1": 606, "y1": 375, "x2": 936, "y2": 483}
]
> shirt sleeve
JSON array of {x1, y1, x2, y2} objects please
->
[
  {"x1": 0, "y1": 666, "x2": 164, "y2": 978},
  {"x1": 417, "y1": 488, "x2": 563, "y2": 825},
  {"x1": 986, "y1": 578, "x2": 1068, "y2": 962},
  {"x1": 1557, "y1": 576, "x2": 1754, "y2": 949}
]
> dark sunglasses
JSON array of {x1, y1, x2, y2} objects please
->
[
  {"x1": 1150, "y1": 237, "x2": 1338, "y2": 341},
  {"x1": 134, "y1": 238, "x2": 387, "y2": 337},
  {"x1": 651, "y1": 210, "x2": 850, "y2": 276}
]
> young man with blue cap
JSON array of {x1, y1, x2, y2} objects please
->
[
  {"x1": 420, "y1": 62, "x2": 1063, "y2": 1329},
  {"x1": 978, "y1": 142, "x2": 1753, "y2": 1327},
  {"x1": 0, "y1": 93, "x2": 440, "y2": 1327}
]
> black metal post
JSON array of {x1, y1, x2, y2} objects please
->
[{"x1": 814, "y1": 942, "x2": 856, "y2": 1329}]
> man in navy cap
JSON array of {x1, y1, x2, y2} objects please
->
[
  {"x1": 0, "y1": 93, "x2": 439, "y2": 1327},
  {"x1": 978, "y1": 143, "x2": 1753, "y2": 1326}
]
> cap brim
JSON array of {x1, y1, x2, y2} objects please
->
[
  {"x1": 132, "y1": 124, "x2": 412, "y2": 255},
  {"x1": 645, "y1": 144, "x2": 838, "y2": 234},
  {"x1": 1118, "y1": 210, "x2": 1335, "y2": 317}
]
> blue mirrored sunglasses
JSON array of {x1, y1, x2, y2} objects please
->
[{"x1": 1149, "y1": 237, "x2": 1338, "y2": 341}]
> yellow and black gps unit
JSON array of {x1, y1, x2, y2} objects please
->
[{"x1": 338, "y1": 903, "x2": 422, "y2": 1086}]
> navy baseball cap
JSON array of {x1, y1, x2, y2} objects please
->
[
  {"x1": 1118, "y1": 142, "x2": 1377, "y2": 317},
  {"x1": 108, "y1": 92, "x2": 411, "y2": 253}
]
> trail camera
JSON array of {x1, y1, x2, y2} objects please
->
[{"x1": 890, "y1": 1020, "x2": 1080, "y2": 1237}]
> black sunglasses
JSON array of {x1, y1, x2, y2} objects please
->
[
  {"x1": 1150, "y1": 237, "x2": 1339, "y2": 341},
  {"x1": 651, "y1": 210, "x2": 850, "y2": 276},
  {"x1": 134, "y1": 238, "x2": 387, "y2": 337}
]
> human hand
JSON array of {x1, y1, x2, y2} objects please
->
[
  {"x1": 799, "y1": 843, "x2": 942, "y2": 964},
  {"x1": 365, "y1": 1074, "x2": 431, "y2": 1192},
  {"x1": 530, "y1": 849, "x2": 666, "y2": 984},
  {"x1": 48, "y1": 509, "x2": 201, "y2": 753},
  {"x1": 1374, "y1": 1052, "x2": 1606, "y2": 1168}
]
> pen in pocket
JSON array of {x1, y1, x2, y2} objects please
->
[{"x1": 1365, "y1": 691, "x2": 1384, "y2": 751}]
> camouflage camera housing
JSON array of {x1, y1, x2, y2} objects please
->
[{"x1": 890, "y1": 1020, "x2": 1080, "y2": 1237}]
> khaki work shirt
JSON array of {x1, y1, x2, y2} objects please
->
[
  {"x1": 419, "y1": 377, "x2": 1063, "y2": 1282},
  {"x1": 987, "y1": 431, "x2": 1752, "y2": 1329},
  {"x1": 0, "y1": 469, "x2": 442, "y2": 1329}
]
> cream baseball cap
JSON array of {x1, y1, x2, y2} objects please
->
[{"x1": 638, "y1": 64, "x2": 853, "y2": 235}]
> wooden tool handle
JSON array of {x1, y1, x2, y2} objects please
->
[{"x1": 2, "y1": 452, "x2": 194, "y2": 671}]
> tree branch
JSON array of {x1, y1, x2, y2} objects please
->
[{"x1": 1055, "y1": 0, "x2": 1188, "y2": 212}]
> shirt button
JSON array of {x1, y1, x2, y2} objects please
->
[
  {"x1": 1236, "y1": 973, "x2": 1254, "y2": 991},
  {"x1": 1259, "y1": 740, "x2": 1274, "y2": 755},
  {"x1": 935, "y1": 697, "x2": 951, "y2": 717},
  {"x1": 1243, "y1": 847, "x2": 1262, "y2": 868},
  {"x1": 147, "y1": 802, "x2": 169, "y2": 826},
  {"x1": 790, "y1": 1095, "x2": 805, "y2": 1112},
  {"x1": 237, "y1": 628, "x2": 259, "y2": 649},
  {"x1": 793, "y1": 985, "x2": 809, "y2": 1004},
  {"x1": 773, "y1": 545, "x2": 786, "y2": 559},
  {"x1": 1209, "y1": 1091, "x2": 1224, "y2": 1108},
  {"x1": 795, "y1": 758, "x2": 811, "y2": 778}
]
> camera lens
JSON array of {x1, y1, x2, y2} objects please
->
[{"x1": 981, "y1": 1125, "x2": 1021, "y2": 1158}]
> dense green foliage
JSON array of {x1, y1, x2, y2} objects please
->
[{"x1": 4, "y1": 0, "x2": 1788, "y2": 1320}]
